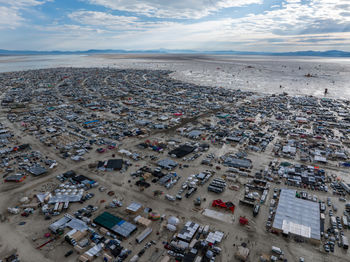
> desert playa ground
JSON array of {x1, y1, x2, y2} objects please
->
[
  {"x1": 1, "y1": 54, "x2": 350, "y2": 99},
  {"x1": 0, "y1": 58, "x2": 349, "y2": 262},
  {"x1": 94, "y1": 54, "x2": 350, "y2": 99}
]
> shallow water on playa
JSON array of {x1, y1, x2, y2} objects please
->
[{"x1": 1, "y1": 54, "x2": 350, "y2": 99}]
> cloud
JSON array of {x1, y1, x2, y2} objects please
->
[
  {"x1": 79, "y1": 0, "x2": 350, "y2": 37},
  {"x1": 336, "y1": 4, "x2": 350, "y2": 9},
  {"x1": 297, "y1": 37, "x2": 348, "y2": 43},
  {"x1": 0, "y1": 7, "x2": 24, "y2": 29},
  {"x1": 85, "y1": 0, "x2": 262, "y2": 19},
  {"x1": 69, "y1": 11, "x2": 139, "y2": 30},
  {"x1": 59, "y1": 0, "x2": 350, "y2": 52},
  {"x1": 340, "y1": 12, "x2": 350, "y2": 17},
  {"x1": 226, "y1": 0, "x2": 350, "y2": 36},
  {"x1": 1, "y1": 0, "x2": 350, "y2": 51},
  {"x1": 0, "y1": 0, "x2": 51, "y2": 7},
  {"x1": 68, "y1": 10, "x2": 178, "y2": 32},
  {"x1": 0, "y1": 0, "x2": 52, "y2": 29}
]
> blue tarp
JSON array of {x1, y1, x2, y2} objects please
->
[{"x1": 84, "y1": 120, "x2": 99, "y2": 125}]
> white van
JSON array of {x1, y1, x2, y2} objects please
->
[
  {"x1": 165, "y1": 194, "x2": 176, "y2": 201},
  {"x1": 271, "y1": 246, "x2": 283, "y2": 255}
]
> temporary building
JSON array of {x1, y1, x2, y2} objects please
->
[
  {"x1": 148, "y1": 212, "x2": 160, "y2": 220},
  {"x1": 223, "y1": 157, "x2": 252, "y2": 169},
  {"x1": 206, "y1": 231, "x2": 224, "y2": 244},
  {"x1": 272, "y1": 189, "x2": 320, "y2": 242},
  {"x1": 177, "y1": 221, "x2": 199, "y2": 242},
  {"x1": 166, "y1": 224, "x2": 177, "y2": 232},
  {"x1": 136, "y1": 227, "x2": 152, "y2": 243},
  {"x1": 168, "y1": 145, "x2": 195, "y2": 158},
  {"x1": 97, "y1": 159, "x2": 123, "y2": 171},
  {"x1": 126, "y1": 202, "x2": 142, "y2": 213},
  {"x1": 93, "y1": 212, "x2": 137, "y2": 238},
  {"x1": 134, "y1": 216, "x2": 152, "y2": 227},
  {"x1": 5, "y1": 174, "x2": 26, "y2": 182},
  {"x1": 168, "y1": 216, "x2": 180, "y2": 226}
]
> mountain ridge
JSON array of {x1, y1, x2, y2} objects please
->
[{"x1": 0, "y1": 49, "x2": 350, "y2": 57}]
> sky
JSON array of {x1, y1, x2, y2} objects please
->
[{"x1": 0, "y1": 0, "x2": 350, "y2": 51}]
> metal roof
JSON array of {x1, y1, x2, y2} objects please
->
[
  {"x1": 49, "y1": 215, "x2": 71, "y2": 233},
  {"x1": 223, "y1": 157, "x2": 252, "y2": 169},
  {"x1": 126, "y1": 202, "x2": 142, "y2": 212},
  {"x1": 177, "y1": 221, "x2": 199, "y2": 242},
  {"x1": 48, "y1": 192, "x2": 83, "y2": 204},
  {"x1": 272, "y1": 189, "x2": 320, "y2": 240},
  {"x1": 66, "y1": 218, "x2": 89, "y2": 232},
  {"x1": 157, "y1": 158, "x2": 178, "y2": 169},
  {"x1": 93, "y1": 212, "x2": 137, "y2": 238}
]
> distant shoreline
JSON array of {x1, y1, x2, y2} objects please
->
[
  {"x1": 1, "y1": 55, "x2": 350, "y2": 99},
  {"x1": 1, "y1": 49, "x2": 350, "y2": 58}
]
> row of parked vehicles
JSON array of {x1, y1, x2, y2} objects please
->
[{"x1": 322, "y1": 195, "x2": 349, "y2": 252}]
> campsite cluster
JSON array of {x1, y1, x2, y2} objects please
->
[{"x1": 0, "y1": 68, "x2": 350, "y2": 262}]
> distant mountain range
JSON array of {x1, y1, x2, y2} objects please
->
[{"x1": 0, "y1": 49, "x2": 350, "y2": 57}]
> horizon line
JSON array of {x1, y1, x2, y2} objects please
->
[{"x1": 1, "y1": 49, "x2": 350, "y2": 58}]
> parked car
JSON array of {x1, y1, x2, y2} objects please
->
[{"x1": 324, "y1": 244, "x2": 330, "y2": 252}]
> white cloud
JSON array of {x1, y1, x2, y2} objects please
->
[
  {"x1": 78, "y1": 0, "x2": 350, "y2": 36},
  {"x1": 59, "y1": 0, "x2": 350, "y2": 51},
  {"x1": 0, "y1": 6, "x2": 24, "y2": 29},
  {"x1": 68, "y1": 10, "x2": 178, "y2": 31},
  {"x1": 227, "y1": 0, "x2": 350, "y2": 36},
  {"x1": 69, "y1": 11, "x2": 139, "y2": 29},
  {"x1": 2, "y1": 0, "x2": 350, "y2": 51},
  {"x1": 86, "y1": 0, "x2": 262, "y2": 19},
  {"x1": 0, "y1": 0, "x2": 51, "y2": 7},
  {"x1": 0, "y1": 0, "x2": 52, "y2": 29}
]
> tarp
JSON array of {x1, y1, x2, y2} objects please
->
[{"x1": 280, "y1": 162, "x2": 291, "y2": 166}]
